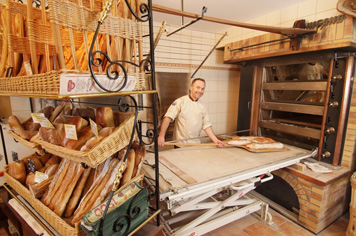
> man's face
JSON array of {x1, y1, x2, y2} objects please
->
[{"x1": 190, "y1": 80, "x2": 205, "y2": 101}]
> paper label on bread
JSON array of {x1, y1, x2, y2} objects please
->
[
  {"x1": 89, "y1": 119, "x2": 99, "y2": 137},
  {"x1": 31, "y1": 113, "x2": 55, "y2": 129},
  {"x1": 64, "y1": 124, "x2": 78, "y2": 140}
]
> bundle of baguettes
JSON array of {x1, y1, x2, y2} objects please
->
[{"x1": 6, "y1": 140, "x2": 146, "y2": 224}]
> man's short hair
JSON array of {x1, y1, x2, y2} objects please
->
[{"x1": 191, "y1": 78, "x2": 206, "y2": 85}]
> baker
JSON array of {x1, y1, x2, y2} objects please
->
[{"x1": 158, "y1": 78, "x2": 225, "y2": 148}]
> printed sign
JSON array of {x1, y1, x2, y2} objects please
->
[
  {"x1": 89, "y1": 119, "x2": 99, "y2": 137},
  {"x1": 64, "y1": 124, "x2": 78, "y2": 140}
]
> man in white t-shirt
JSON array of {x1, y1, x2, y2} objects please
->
[{"x1": 158, "y1": 78, "x2": 225, "y2": 148}]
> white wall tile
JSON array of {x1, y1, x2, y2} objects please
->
[
  {"x1": 281, "y1": 5, "x2": 298, "y2": 23},
  {"x1": 298, "y1": 0, "x2": 317, "y2": 18},
  {"x1": 317, "y1": 0, "x2": 338, "y2": 13}
]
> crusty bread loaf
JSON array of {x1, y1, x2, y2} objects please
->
[
  {"x1": 23, "y1": 118, "x2": 40, "y2": 131},
  {"x1": 40, "y1": 106, "x2": 55, "y2": 118},
  {"x1": 49, "y1": 105, "x2": 64, "y2": 122},
  {"x1": 65, "y1": 125, "x2": 100, "y2": 150},
  {"x1": 42, "y1": 159, "x2": 70, "y2": 206},
  {"x1": 95, "y1": 107, "x2": 115, "y2": 127},
  {"x1": 37, "y1": 153, "x2": 51, "y2": 166},
  {"x1": 64, "y1": 168, "x2": 92, "y2": 217},
  {"x1": 132, "y1": 143, "x2": 145, "y2": 177},
  {"x1": 120, "y1": 149, "x2": 135, "y2": 187},
  {"x1": 25, "y1": 172, "x2": 36, "y2": 188},
  {"x1": 54, "y1": 162, "x2": 84, "y2": 216},
  {"x1": 8, "y1": 115, "x2": 37, "y2": 140},
  {"x1": 79, "y1": 127, "x2": 113, "y2": 151},
  {"x1": 53, "y1": 115, "x2": 73, "y2": 124},
  {"x1": 48, "y1": 161, "x2": 78, "y2": 210},
  {"x1": 72, "y1": 158, "x2": 120, "y2": 224},
  {"x1": 61, "y1": 116, "x2": 89, "y2": 147},
  {"x1": 44, "y1": 155, "x2": 60, "y2": 168},
  {"x1": 246, "y1": 142, "x2": 284, "y2": 150},
  {"x1": 72, "y1": 107, "x2": 95, "y2": 122},
  {"x1": 39, "y1": 126, "x2": 63, "y2": 146},
  {"x1": 23, "y1": 154, "x2": 43, "y2": 173},
  {"x1": 59, "y1": 102, "x2": 72, "y2": 116},
  {"x1": 7, "y1": 161, "x2": 26, "y2": 184},
  {"x1": 44, "y1": 164, "x2": 59, "y2": 177}
]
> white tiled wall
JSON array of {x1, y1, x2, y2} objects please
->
[{"x1": 143, "y1": 23, "x2": 240, "y2": 135}]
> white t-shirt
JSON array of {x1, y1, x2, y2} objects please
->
[{"x1": 164, "y1": 95, "x2": 212, "y2": 142}]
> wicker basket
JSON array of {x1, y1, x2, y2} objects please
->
[
  {"x1": 4, "y1": 171, "x2": 85, "y2": 235},
  {"x1": 7, "y1": 131, "x2": 44, "y2": 155},
  {"x1": 5, "y1": 167, "x2": 145, "y2": 236},
  {"x1": 36, "y1": 115, "x2": 136, "y2": 168},
  {"x1": 0, "y1": 70, "x2": 147, "y2": 96}
]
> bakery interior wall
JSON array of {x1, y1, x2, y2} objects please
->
[{"x1": 0, "y1": 0, "x2": 342, "y2": 163}]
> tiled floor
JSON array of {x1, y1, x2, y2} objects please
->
[
  {"x1": 203, "y1": 208, "x2": 349, "y2": 236},
  {"x1": 0, "y1": 209, "x2": 349, "y2": 235}
]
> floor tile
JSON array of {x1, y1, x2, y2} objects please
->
[
  {"x1": 277, "y1": 220, "x2": 314, "y2": 236},
  {"x1": 243, "y1": 221, "x2": 285, "y2": 236},
  {"x1": 317, "y1": 213, "x2": 349, "y2": 236},
  {"x1": 268, "y1": 209, "x2": 289, "y2": 227}
]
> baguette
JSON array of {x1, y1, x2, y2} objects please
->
[
  {"x1": 72, "y1": 158, "x2": 120, "y2": 224},
  {"x1": 54, "y1": 162, "x2": 84, "y2": 216},
  {"x1": 64, "y1": 168, "x2": 92, "y2": 218},
  {"x1": 132, "y1": 143, "x2": 145, "y2": 177},
  {"x1": 42, "y1": 159, "x2": 70, "y2": 206},
  {"x1": 48, "y1": 161, "x2": 78, "y2": 210},
  {"x1": 120, "y1": 149, "x2": 135, "y2": 187}
]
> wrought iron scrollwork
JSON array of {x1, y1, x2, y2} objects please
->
[{"x1": 89, "y1": 0, "x2": 152, "y2": 93}]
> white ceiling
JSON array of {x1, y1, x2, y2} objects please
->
[{"x1": 151, "y1": 0, "x2": 308, "y2": 32}]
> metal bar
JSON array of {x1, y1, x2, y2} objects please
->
[
  {"x1": 262, "y1": 81, "x2": 328, "y2": 91},
  {"x1": 191, "y1": 32, "x2": 227, "y2": 78},
  {"x1": 229, "y1": 37, "x2": 290, "y2": 52},
  {"x1": 166, "y1": 6, "x2": 207, "y2": 37}
]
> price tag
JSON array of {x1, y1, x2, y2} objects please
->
[
  {"x1": 31, "y1": 113, "x2": 55, "y2": 129},
  {"x1": 28, "y1": 158, "x2": 36, "y2": 173},
  {"x1": 35, "y1": 171, "x2": 48, "y2": 184},
  {"x1": 12, "y1": 151, "x2": 19, "y2": 162},
  {"x1": 89, "y1": 118, "x2": 99, "y2": 137},
  {"x1": 64, "y1": 124, "x2": 78, "y2": 140}
]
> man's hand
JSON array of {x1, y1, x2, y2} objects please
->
[
  {"x1": 158, "y1": 135, "x2": 165, "y2": 146},
  {"x1": 214, "y1": 139, "x2": 225, "y2": 148}
]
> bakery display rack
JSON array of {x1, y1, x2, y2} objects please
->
[{"x1": 1, "y1": 0, "x2": 161, "y2": 235}]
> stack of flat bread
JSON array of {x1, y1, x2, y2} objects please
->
[{"x1": 227, "y1": 136, "x2": 285, "y2": 150}]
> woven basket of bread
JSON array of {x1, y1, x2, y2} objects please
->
[
  {"x1": 5, "y1": 167, "x2": 145, "y2": 236},
  {"x1": 7, "y1": 131, "x2": 44, "y2": 154},
  {"x1": 0, "y1": 69, "x2": 147, "y2": 96},
  {"x1": 1, "y1": 0, "x2": 144, "y2": 79},
  {"x1": 4, "y1": 171, "x2": 85, "y2": 236},
  {"x1": 37, "y1": 115, "x2": 136, "y2": 168}
]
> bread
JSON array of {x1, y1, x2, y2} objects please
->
[
  {"x1": 59, "y1": 102, "x2": 72, "y2": 116},
  {"x1": 72, "y1": 158, "x2": 120, "y2": 224},
  {"x1": 53, "y1": 115, "x2": 73, "y2": 124},
  {"x1": 39, "y1": 126, "x2": 63, "y2": 146},
  {"x1": 44, "y1": 164, "x2": 59, "y2": 177},
  {"x1": 61, "y1": 116, "x2": 89, "y2": 147},
  {"x1": 25, "y1": 172, "x2": 36, "y2": 188},
  {"x1": 37, "y1": 153, "x2": 51, "y2": 166},
  {"x1": 72, "y1": 107, "x2": 95, "y2": 121},
  {"x1": 8, "y1": 115, "x2": 37, "y2": 140},
  {"x1": 42, "y1": 159, "x2": 70, "y2": 206},
  {"x1": 65, "y1": 125, "x2": 100, "y2": 150},
  {"x1": 23, "y1": 154, "x2": 43, "y2": 173},
  {"x1": 132, "y1": 143, "x2": 145, "y2": 177},
  {"x1": 40, "y1": 106, "x2": 55, "y2": 118},
  {"x1": 80, "y1": 127, "x2": 113, "y2": 151},
  {"x1": 23, "y1": 118, "x2": 40, "y2": 131},
  {"x1": 120, "y1": 149, "x2": 135, "y2": 186},
  {"x1": 7, "y1": 161, "x2": 26, "y2": 184},
  {"x1": 246, "y1": 142, "x2": 284, "y2": 150},
  {"x1": 64, "y1": 168, "x2": 92, "y2": 217},
  {"x1": 48, "y1": 161, "x2": 78, "y2": 210},
  {"x1": 95, "y1": 107, "x2": 115, "y2": 127},
  {"x1": 44, "y1": 155, "x2": 60, "y2": 168},
  {"x1": 49, "y1": 105, "x2": 64, "y2": 122},
  {"x1": 54, "y1": 162, "x2": 84, "y2": 216}
]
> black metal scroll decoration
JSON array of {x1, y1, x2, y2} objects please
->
[
  {"x1": 98, "y1": 95, "x2": 139, "y2": 236},
  {"x1": 112, "y1": 187, "x2": 150, "y2": 235},
  {"x1": 88, "y1": 0, "x2": 151, "y2": 93}
]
